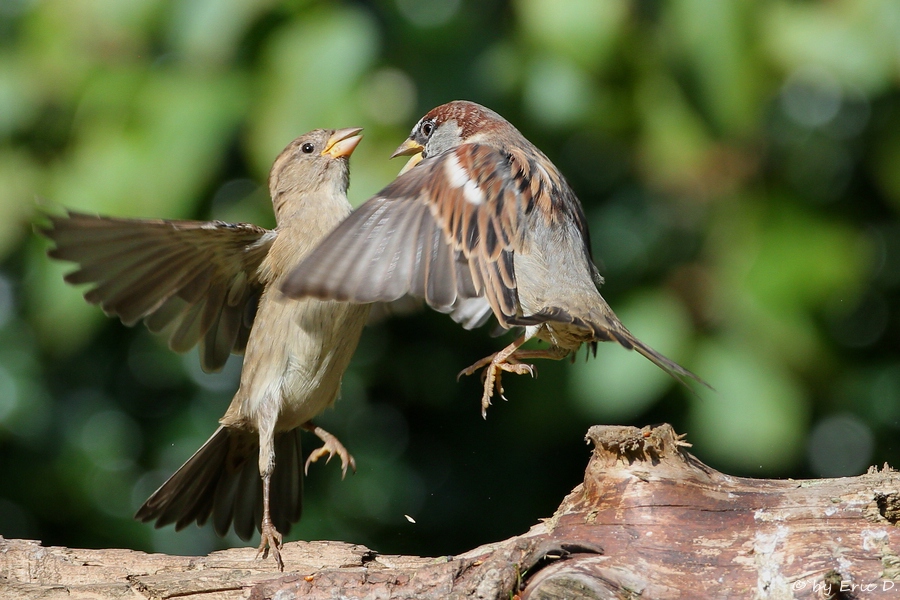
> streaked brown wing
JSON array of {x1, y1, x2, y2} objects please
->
[
  {"x1": 282, "y1": 143, "x2": 566, "y2": 328},
  {"x1": 41, "y1": 210, "x2": 276, "y2": 372}
]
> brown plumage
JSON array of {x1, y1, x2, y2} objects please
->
[
  {"x1": 41, "y1": 128, "x2": 370, "y2": 570},
  {"x1": 282, "y1": 102, "x2": 708, "y2": 416}
]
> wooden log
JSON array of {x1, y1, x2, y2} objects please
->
[
  {"x1": 3, "y1": 424, "x2": 900, "y2": 599},
  {"x1": 523, "y1": 425, "x2": 900, "y2": 599}
]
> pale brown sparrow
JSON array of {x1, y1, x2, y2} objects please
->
[
  {"x1": 281, "y1": 102, "x2": 707, "y2": 416},
  {"x1": 41, "y1": 128, "x2": 370, "y2": 571}
]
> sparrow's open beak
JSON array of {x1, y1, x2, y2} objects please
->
[
  {"x1": 391, "y1": 138, "x2": 425, "y2": 175},
  {"x1": 391, "y1": 138, "x2": 423, "y2": 159},
  {"x1": 322, "y1": 127, "x2": 363, "y2": 159}
]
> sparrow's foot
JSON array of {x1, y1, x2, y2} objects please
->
[
  {"x1": 458, "y1": 352, "x2": 535, "y2": 419},
  {"x1": 256, "y1": 517, "x2": 284, "y2": 571},
  {"x1": 301, "y1": 422, "x2": 357, "y2": 478}
]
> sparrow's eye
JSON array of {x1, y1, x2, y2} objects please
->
[
  {"x1": 421, "y1": 120, "x2": 435, "y2": 137},
  {"x1": 301, "y1": 143, "x2": 315, "y2": 154}
]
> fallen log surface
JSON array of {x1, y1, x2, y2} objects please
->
[{"x1": 3, "y1": 424, "x2": 900, "y2": 599}]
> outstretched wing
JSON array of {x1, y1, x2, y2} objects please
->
[
  {"x1": 282, "y1": 142, "x2": 580, "y2": 329},
  {"x1": 41, "y1": 210, "x2": 276, "y2": 372}
]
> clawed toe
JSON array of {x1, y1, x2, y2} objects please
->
[
  {"x1": 256, "y1": 521, "x2": 284, "y2": 571},
  {"x1": 457, "y1": 354, "x2": 494, "y2": 381},
  {"x1": 304, "y1": 443, "x2": 357, "y2": 478},
  {"x1": 302, "y1": 423, "x2": 357, "y2": 478},
  {"x1": 459, "y1": 351, "x2": 538, "y2": 419}
]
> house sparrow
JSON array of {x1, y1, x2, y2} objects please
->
[
  {"x1": 281, "y1": 102, "x2": 707, "y2": 417},
  {"x1": 41, "y1": 128, "x2": 370, "y2": 571}
]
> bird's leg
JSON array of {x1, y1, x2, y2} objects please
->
[
  {"x1": 458, "y1": 334, "x2": 569, "y2": 418},
  {"x1": 301, "y1": 422, "x2": 357, "y2": 478},
  {"x1": 256, "y1": 471, "x2": 284, "y2": 571}
]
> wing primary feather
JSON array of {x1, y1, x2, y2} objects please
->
[
  {"x1": 424, "y1": 228, "x2": 457, "y2": 309},
  {"x1": 204, "y1": 302, "x2": 243, "y2": 371},
  {"x1": 78, "y1": 246, "x2": 201, "y2": 307},
  {"x1": 169, "y1": 300, "x2": 207, "y2": 354},
  {"x1": 381, "y1": 201, "x2": 427, "y2": 297},
  {"x1": 144, "y1": 295, "x2": 188, "y2": 332},
  {"x1": 88, "y1": 252, "x2": 209, "y2": 325},
  {"x1": 60, "y1": 238, "x2": 189, "y2": 284},
  {"x1": 198, "y1": 280, "x2": 227, "y2": 342},
  {"x1": 409, "y1": 208, "x2": 434, "y2": 298},
  {"x1": 455, "y1": 250, "x2": 479, "y2": 298},
  {"x1": 350, "y1": 199, "x2": 419, "y2": 300},
  {"x1": 336, "y1": 201, "x2": 403, "y2": 301},
  {"x1": 176, "y1": 264, "x2": 215, "y2": 304},
  {"x1": 199, "y1": 308, "x2": 226, "y2": 373}
]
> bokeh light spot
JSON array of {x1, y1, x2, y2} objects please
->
[
  {"x1": 80, "y1": 409, "x2": 143, "y2": 470},
  {"x1": 780, "y1": 66, "x2": 842, "y2": 129},
  {"x1": 184, "y1": 350, "x2": 242, "y2": 392},
  {"x1": 359, "y1": 68, "x2": 417, "y2": 126},
  {"x1": 807, "y1": 413, "x2": 873, "y2": 477},
  {"x1": 523, "y1": 57, "x2": 592, "y2": 128},
  {"x1": 395, "y1": 0, "x2": 460, "y2": 28}
]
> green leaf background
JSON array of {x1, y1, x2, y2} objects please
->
[{"x1": 0, "y1": 0, "x2": 897, "y2": 557}]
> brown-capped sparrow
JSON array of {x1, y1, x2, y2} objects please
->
[
  {"x1": 281, "y1": 102, "x2": 707, "y2": 417},
  {"x1": 41, "y1": 128, "x2": 370, "y2": 571}
]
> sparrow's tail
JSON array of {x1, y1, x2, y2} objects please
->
[
  {"x1": 602, "y1": 321, "x2": 710, "y2": 389},
  {"x1": 134, "y1": 426, "x2": 303, "y2": 541},
  {"x1": 509, "y1": 303, "x2": 710, "y2": 389}
]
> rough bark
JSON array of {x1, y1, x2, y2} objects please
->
[{"x1": 3, "y1": 424, "x2": 900, "y2": 599}]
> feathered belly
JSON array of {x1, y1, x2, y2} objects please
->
[
  {"x1": 234, "y1": 297, "x2": 370, "y2": 431},
  {"x1": 534, "y1": 321, "x2": 595, "y2": 353}
]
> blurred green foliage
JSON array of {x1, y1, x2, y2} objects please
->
[{"x1": 1, "y1": 0, "x2": 899, "y2": 559}]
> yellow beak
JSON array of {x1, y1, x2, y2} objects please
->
[
  {"x1": 391, "y1": 138, "x2": 425, "y2": 175},
  {"x1": 322, "y1": 127, "x2": 363, "y2": 159}
]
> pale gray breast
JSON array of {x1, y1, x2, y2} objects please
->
[{"x1": 514, "y1": 218, "x2": 599, "y2": 316}]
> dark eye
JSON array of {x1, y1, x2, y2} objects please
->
[
  {"x1": 301, "y1": 143, "x2": 315, "y2": 153},
  {"x1": 421, "y1": 120, "x2": 435, "y2": 137}
]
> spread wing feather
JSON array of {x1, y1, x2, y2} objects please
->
[{"x1": 41, "y1": 210, "x2": 275, "y2": 372}]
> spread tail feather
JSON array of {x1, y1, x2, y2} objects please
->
[{"x1": 134, "y1": 426, "x2": 303, "y2": 541}]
